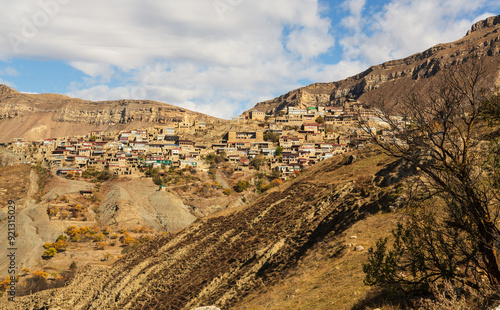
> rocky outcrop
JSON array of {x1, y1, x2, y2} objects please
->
[
  {"x1": 0, "y1": 84, "x2": 19, "y2": 96},
  {"x1": 467, "y1": 15, "x2": 500, "y2": 36},
  {"x1": 49, "y1": 104, "x2": 190, "y2": 125},
  {"x1": 247, "y1": 14, "x2": 500, "y2": 115}
]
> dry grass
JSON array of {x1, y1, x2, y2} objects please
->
[
  {"x1": 0, "y1": 164, "x2": 30, "y2": 207},
  {"x1": 228, "y1": 149, "x2": 404, "y2": 310},
  {"x1": 233, "y1": 212, "x2": 400, "y2": 310}
]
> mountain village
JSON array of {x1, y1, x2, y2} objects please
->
[{"x1": 3, "y1": 102, "x2": 398, "y2": 179}]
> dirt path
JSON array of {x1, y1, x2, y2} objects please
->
[
  {"x1": 215, "y1": 171, "x2": 230, "y2": 189},
  {"x1": 24, "y1": 169, "x2": 38, "y2": 207}
]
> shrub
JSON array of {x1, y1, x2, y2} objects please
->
[
  {"x1": 93, "y1": 233, "x2": 105, "y2": 242},
  {"x1": 264, "y1": 132, "x2": 280, "y2": 143},
  {"x1": 138, "y1": 235, "x2": 152, "y2": 243},
  {"x1": 153, "y1": 176, "x2": 163, "y2": 186},
  {"x1": 60, "y1": 210, "x2": 70, "y2": 219},
  {"x1": 64, "y1": 226, "x2": 78, "y2": 238},
  {"x1": 275, "y1": 146, "x2": 284, "y2": 156},
  {"x1": 120, "y1": 232, "x2": 135, "y2": 246},
  {"x1": 234, "y1": 180, "x2": 249, "y2": 193},
  {"x1": 43, "y1": 242, "x2": 54, "y2": 249},
  {"x1": 32, "y1": 270, "x2": 49, "y2": 279},
  {"x1": 354, "y1": 175, "x2": 372, "y2": 197},
  {"x1": 16, "y1": 269, "x2": 71, "y2": 297},
  {"x1": 250, "y1": 155, "x2": 266, "y2": 170},
  {"x1": 0, "y1": 277, "x2": 11, "y2": 292},
  {"x1": 102, "y1": 253, "x2": 114, "y2": 261},
  {"x1": 95, "y1": 242, "x2": 109, "y2": 250},
  {"x1": 90, "y1": 225, "x2": 100, "y2": 234},
  {"x1": 132, "y1": 226, "x2": 150, "y2": 233},
  {"x1": 56, "y1": 235, "x2": 68, "y2": 242},
  {"x1": 54, "y1": 240, "x2": 68, "y2": 252},
  {"x1": 42, "y1": 248, "x2": 56, "y2": 259},
  {"x1": 47, "y1": 207, "x2": 57, "y2": 218},
  {"x1": 261, "y1": 178, "x2": 283, "y2": 192}
]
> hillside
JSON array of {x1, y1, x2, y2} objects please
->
[
  {"x1": 246, "y1": 15, "x2": 500, "y2": 115},
  {"x1": 0, "y1": 166, "x2": 248, "y2": 280},
  {"x1": 0, "y1": 85, "x2": 226, "y2": 143},
  {"x1": 3, "y1": 148, "x2": 411, "y2": 309}
]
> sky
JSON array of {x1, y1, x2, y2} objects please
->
[{"x1": 0, "y1": 0, "x2": 498, "y2": 119}]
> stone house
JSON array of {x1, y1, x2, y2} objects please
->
[{"x1": 249, "y1": 110, "x2": 265, "y2": 120}]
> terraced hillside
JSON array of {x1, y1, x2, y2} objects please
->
[{"x1": 5, "y1": 148, "x2": 412, "y2": 309}]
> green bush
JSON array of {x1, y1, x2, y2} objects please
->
[
  {"x1": 153, "y1": 176, "x2": 163, "y2": 186},
  {"x1": 234, "y1": 180, "x2": 249, "y2": 193},
  {"x1": 42, "y1": 247, "x2": 57, "y2": 259}
]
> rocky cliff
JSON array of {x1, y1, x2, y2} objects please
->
[
  {"x1": 0, "y1": 86, "x2": 224, "y2": 142},
  {"x1": 247, "y1": 15, "x2": 500, "y2": 115}
]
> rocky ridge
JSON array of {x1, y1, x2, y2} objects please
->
[
  {"x1": 247, "y1": 14, "x2": 500, "y2": 115},
  {"x1": 467, "y1": 15, "x2": 500, "y2": 35},
  {"x1": 0, "y1": 87, "x2": 225, "y2": 142}
]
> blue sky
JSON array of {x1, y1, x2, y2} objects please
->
[{"x1": 0, "y1": 0, "x2": 498, "y2": 119}]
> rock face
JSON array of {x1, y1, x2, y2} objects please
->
[
  {"x1": 246, "y1": 14, "x2": 500, "y2": 115},
  {"x1": 98, "y1": 178, "x2": 197, "y2": 231},
  {"x1": 0, "y1": 88, "x2": 224, "y2": 142},
  {"x1": 467, "y1": 15, "x2": 500, "y2": 35}
]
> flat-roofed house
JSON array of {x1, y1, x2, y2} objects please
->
[{"x1": 249, "y1": 110, "x2": 265, "y2": 120}]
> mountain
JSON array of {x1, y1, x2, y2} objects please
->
[
  {"x1": 0, "y1": 85, "x2": 225, "y2": 143},
  {"x1": 246, "y1": 15, "x2": 500, "y2": 115}
]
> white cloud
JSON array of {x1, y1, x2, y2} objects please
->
[
  {"x1": 286, "y1": 26, "x2": 335, "y2": 59},
  {"x1": 341, "y1": 0, "x2": 366, "y2": 31},
  {"x1": 69, "y1": 62, "x2": 115, "y2": 81},
  {"x1": 0, "y1": 0, "x2": 339, "y2": 118},
  {"x1": 0, "y1": 66, "x2": 20, "y2": 77},
  {"x1": 20, "y1": 91, "x2": 39, "y2": 94}
]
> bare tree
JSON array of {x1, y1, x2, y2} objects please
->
[{"x1": 362, "y1": 58, "x2": 500, "y2": 294}]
